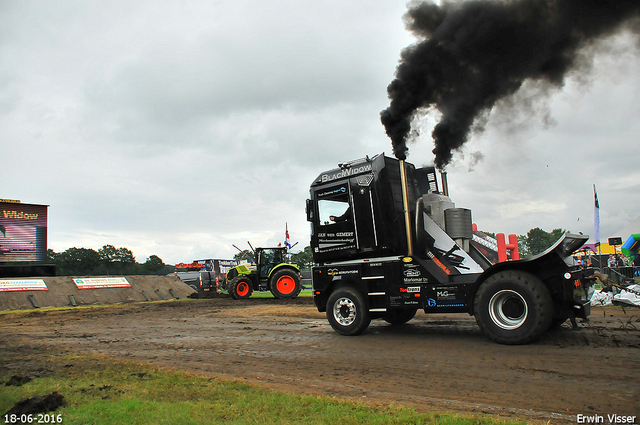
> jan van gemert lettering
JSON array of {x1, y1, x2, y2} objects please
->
[{"x1": 576, "y1": 414, "x2": 637, "y2": 424}]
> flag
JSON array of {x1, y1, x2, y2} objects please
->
[
  {"x1": 284, "y1": 223, "x2": 292, "y2": 250},
  {"x1": 593, "y1": 184, "x2": 600, "y2": 244}
]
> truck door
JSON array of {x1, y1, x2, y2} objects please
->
[
  {"x1": 350, "y1": 174, "x2": 377, "y2": 251},
  {"x1": 314, "y1": 183, "x2": 357, "y2": 256}
]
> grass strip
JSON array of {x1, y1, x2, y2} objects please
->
[{"x1": 0, "y1": 354, "x2": 527, "y2": 425}]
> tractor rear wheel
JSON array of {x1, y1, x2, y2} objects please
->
[
  {"x1": 270, "y1": 269, "x2": 302, "y2": 299},
  {"x1": 474, "y1": 270, "x2": 553, "y2": 345},
  {"x1": 229, "y1": 277, "x2": 253, "y2": 300}
]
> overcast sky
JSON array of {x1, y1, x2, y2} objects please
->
[{"x1": 2, "y1": 1, "x2": 639, "y2": 264}]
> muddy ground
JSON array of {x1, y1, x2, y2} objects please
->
[{"x1": 1, "y1": 297, "x2": 639, "y2": 422}]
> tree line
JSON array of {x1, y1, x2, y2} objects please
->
[
  {"x1": 47, "y1": 245, "x2": 171, "y2": 276},
  {"x1": 46, "y1": 228, "x2": 567, "y2": 276}
]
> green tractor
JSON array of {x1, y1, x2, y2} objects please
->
[{"x1": 224, "y1": 245, "x2": 302, "y2": 299}]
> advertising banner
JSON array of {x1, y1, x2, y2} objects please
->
[
  {"x1": 0, "y1": 201, "x2": 48, "y2": 263},
  {"x1": 0, "y1": 279, "x2": 48, "y2": 292},
  {"x1": 73, "y1": 277, "x2": 131, "y2": 289}
]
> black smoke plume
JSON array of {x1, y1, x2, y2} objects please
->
[{"x1": 381, "y1": 0, "x2": 640, "y2": 169}]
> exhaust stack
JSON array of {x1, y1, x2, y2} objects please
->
[
  {"x1": 399, "y1": 160, "x2": 414, "y2": 256},
  {"x1": 441, "y1": 171, "x2": 449, "y2": 197}
]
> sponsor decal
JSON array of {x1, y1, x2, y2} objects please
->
[
  {"x1": 318, "y1": 244, "x2": 356, "y2": 253},
  {"x1": 327, "y1": 269, "x2": 358, "y2": 277},
  {"x1": 404, "y1": 277, "x2": 428, "y2": 283},
  {"x1": 318, "y1": 186, "x2": 347, "y2": 198},
  {"x1": 436, "y1": 290, "x2": 455, "y2": 300},
  {"x1": 73, "y1": 277, "x2": 131, "y2": 289},
  {"x1": 435, "y1": 301, "x2": 465, "y2": 307},
  {"x1": 0, "y1": 279, "x2": 47, "y2": 292},
  {"x1": 427, "y1": 298, "x2": 437, "y2": 307},
  {"x1": 403, "y1": 269, "x2": 421, "y2": 278},
  {"x1": 397, "y1": 286, "x2": 419, "y2": 293},
  {"x1": 320, "y1": 164, "x2": 373, "y2": 183}
]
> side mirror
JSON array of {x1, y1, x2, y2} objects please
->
[{"x1": 306, "y1": 199, "x2": 314, "y2": 222}]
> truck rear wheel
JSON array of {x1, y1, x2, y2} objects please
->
[
  {"x1": 327, "y1": 287, "x2": 370, "y2": 336},
  {"x1": 383, "y1": 308, "x2": 417, "y2": 325},
  {"x1": 270, "y1": 269, "x2": 302, "y2": 299},
  {"x1": 229, "y1": 277, "x2": 253, "y2": 300},
  {"x1": 474, "y1": 270, "x2": 553, "y2": 345}
]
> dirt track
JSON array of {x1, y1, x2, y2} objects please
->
[{"x1": 1, "y1": 297, "x2": 639, "y2": 422}]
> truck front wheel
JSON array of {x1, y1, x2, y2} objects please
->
[
  {"x1": 229, "y1": 277, "x2": 253, "y2": 300},
  {"x1": 474, "y1": 270, "x2": 553, "y2": 345},
  {"x1": 327, "y1": 287, "x2": 370, "y2": 336},
  {"x1": 270, "y1": 269, "x2": 302, "y2": 299}
]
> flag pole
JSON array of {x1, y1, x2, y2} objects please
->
[{"x1": 594, "y1": 184, "x2": 601, "y2": 272}]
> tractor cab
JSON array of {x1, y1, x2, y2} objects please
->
[{"x1": 256, "y1": 247, "x2": 286, "y2": 279}]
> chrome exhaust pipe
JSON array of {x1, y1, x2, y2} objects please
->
[
  {"x1": 441, "y1": 171, "x2": 449, "y2": 197},
  {"x1": 399, "y1": 160, "x2": 414, "y2": 256}
]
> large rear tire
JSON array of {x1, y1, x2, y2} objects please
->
[
  {"x1": 474, "y1": 270, "x2": 553, "y2": 345},
  {"x1": 229, "y1": 277, "x2": 253, "y2": 300},
  {"x1": 269, "y1": 269, "x2": 302, "y2": 299},
  {"x1": 326, "y1": 286, "x2": 370, "y2": 336}
]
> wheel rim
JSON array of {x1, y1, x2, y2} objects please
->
[
  {"x1": 276, "y1": 275, "x2": 295, "y2": 295},
  {"x1": 488, "y1": 290, "x2": 528, "y2": 330},
  {"x1": 237, "y1": 281, "x2": 249, "y2": 297},
  {"x1": 333, "y1": 297, "x2": 356, "y2": 326}
]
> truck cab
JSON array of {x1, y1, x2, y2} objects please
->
[{"x1": 307, "y1": 154, "x2": 594, "y2": 344}]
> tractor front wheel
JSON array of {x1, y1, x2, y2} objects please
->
[
  {"x1": 229, "y1": 277, "x2": 253, "y2": 300},
  {"x1": 270, "y1": 269, "x2": 302, "y2": 299}
]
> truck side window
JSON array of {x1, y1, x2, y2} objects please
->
[{"x1": 317, "y1": 185, "x2": 351, "y2": 226}]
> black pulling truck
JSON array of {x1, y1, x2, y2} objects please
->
[{"x1": 306, "y1": 153, "x2": 594, "y2": 344}]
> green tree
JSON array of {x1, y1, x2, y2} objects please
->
[
  {"x1": 290, "y1": 246, "x2": 313, "y2": 270},
  {"x1": 98, "y1": 244, "x2": 118, "y2": 262},
  {"x1": 143, "y1": 255, "x2": 165, "y2": 275},
  {"x1": 97, "y1": 245, "x2": 137, "y2": 274},
  {"x1": 55, "y1": 247, "x2": 101, "y2": 276},
  {"x1": 46, "y1": 249, "x2": 57, "y2": 263},
  {"x1": 524, "y1": 227, "x2": 567, "y2": 256},
  {"x1": 517, "y1": 234, "x2": 530, "y2": 258},
  {"x1": 234, "y1": 249, "x2": 255, "y2": 263},
  {"x1": 50, "y1": 244, "x2": 170, "y2": 276}
]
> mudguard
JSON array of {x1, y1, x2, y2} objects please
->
[{"x1": 472, "y1": 233, "x2": 594, "y2": 317}]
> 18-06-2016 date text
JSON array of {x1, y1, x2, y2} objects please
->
[{"x1": 4, "y1": 413, "x2": 63, "y2": 423}]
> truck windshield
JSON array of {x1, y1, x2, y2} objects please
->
[{"x1": 317, "y1": 185, "x2": 351, "y2": 226}]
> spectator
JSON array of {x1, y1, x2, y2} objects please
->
[{"x1": 607, "y1": 254, "x2": 616, "y2": 268}]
